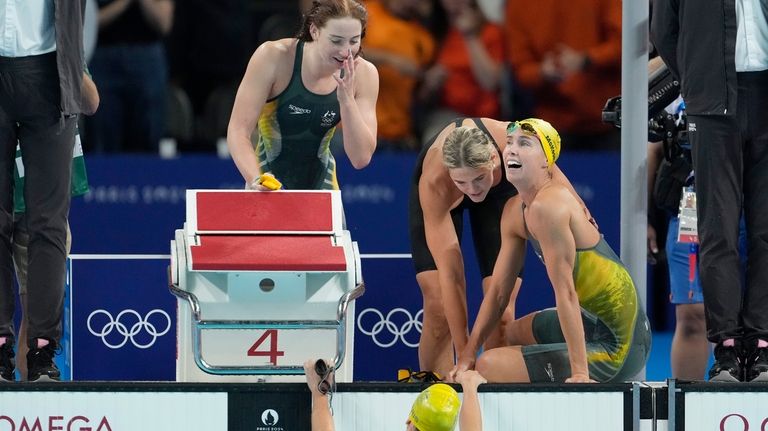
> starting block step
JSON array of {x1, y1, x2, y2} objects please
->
[{"x1": 190, "y1": 235, "x2": 347, "y2": 272}]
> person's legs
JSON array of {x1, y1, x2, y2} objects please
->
[
  {"x1": 21, "y1": 112, "x2": 75, "y2": 381},
  {"x1": 477, "y1": 310, "x2": 594, "y2": 383},
  {"x1": 475, "y1": 346, "x2": 529, "y2": 382},
  {"x1": 500, "y1": 308, "x2": 629, "y2": 382},
  {"x1": 416, "y1": 271, "x2": 455, "y2": 377},
  {"x1": 20, "y1": 122, "x2": 74, "y2": 337},
  {"x1": 15, "y1": 55, "x2": 76, "y2": 381},
  {"x1": 689, "y1": 114, "x2": 744, "y2": 381},
  {"x1": 11, "y1": 214, "x2": 71, "y2": 381},
  {"x1": 478, "y1": 310, "x2": 556, "y2": 382},
  {"x1": 665, "y1": 216, "x2": 710, "y2": 380},
  {"x1": 0, "y1": 77, "x2": 17, "y2": 382},
  {"x1": 740, "y1": 71, "x2": 768, "y2": 382},
  {"x1": 0, "y1": 87, "x2": 17, "y2": 350},
  {"x1": 671, "y1": 303, "x2": 709, "y2": 380},
  {"x1": 505, "y1": 311, "x2": 539, "y2": 346},
  {"x1": 11, "y1": 212, "x2": 29, "y2": 379},
  {"x1": 17, "y1": 293, "x2": 27, "y2": 380},
  {"x1": 741, "y1": 71, "x2": 768, "y2": 341}
]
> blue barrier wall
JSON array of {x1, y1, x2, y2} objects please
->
[{"x1": 66, "y1": 151, "x2": 639, "y2": 381}]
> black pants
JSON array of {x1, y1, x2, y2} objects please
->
[
  {"x1": 688, "y1": 70, "x2": 768, "y2": 343},
  {"x1": 0, "y1": 53, "x2": 76, "y2": 349}
]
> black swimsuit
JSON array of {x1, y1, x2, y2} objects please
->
[{"x1": 408, "y1": 118, "x2": 519, "y2": 277}]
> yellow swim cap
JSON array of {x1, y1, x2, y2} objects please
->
[
  {"x1": 508, "y1": 118, "x2": 561, "y2": 167},
  {"x1": 408, "y1": 383, "x2": 460, "y2": 431}
]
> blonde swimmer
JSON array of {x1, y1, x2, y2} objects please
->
[
  {"x1": 409, "y1": 117, "x2": 589, "y2": 378},
  {"x1": 452, "y1": 119, "x2": 651, "y2": 383}
]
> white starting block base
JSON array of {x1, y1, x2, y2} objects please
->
[
  {"x1": 170, "y1": 190, "x2": 363, "y2": 383},
  {"x1": 175, "y1": 301, "x2": 356, "y2": 383}
]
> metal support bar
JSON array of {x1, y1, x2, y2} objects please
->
[
  {"x1": 632, "y1": 382, "x2": 640, "y2": 431},
  {"x1": 169, "y1": 268, "x2": 365, "y2": 375},
  {"x1": 667, "y1": 379, "x2": 676, "y2": 431}
]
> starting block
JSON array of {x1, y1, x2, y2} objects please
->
[{"x1": 169, "y1": 190, "x2": 364, "y2": 382}]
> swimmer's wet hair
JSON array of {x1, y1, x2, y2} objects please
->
[
  {"x1": 442, "y1": 126, "x2": 494, "y2": 170},
  {"x1": 297, "y1": 0, "x2": 368, "y2": 42}
]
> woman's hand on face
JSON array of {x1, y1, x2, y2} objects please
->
[{"x1": 334, "y1": 48, "x2": 357, "y2": 104}]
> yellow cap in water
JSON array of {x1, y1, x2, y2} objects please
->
[{"x1": 408, "y1": 383, "x2": 460, "y2": 431}]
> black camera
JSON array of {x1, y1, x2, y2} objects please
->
[
  {"x1": 603, "y1": 63, "x2": 694, "y2": 213},
  {"x1": 602, "y1": 62, "x2": 686, "y2": 151}
]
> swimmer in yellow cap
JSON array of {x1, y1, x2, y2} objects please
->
[
  {"x1": 451, "y1": 118, "x2": 651, "y2": 384},
  {"x1": 304, "y1": 359, "x2": 486, "y2": 430},
  {"x1": 409, "y1": 117, "x2": 591, "y2": 379},
  {"x1": 407, "y1": 383, "x2": 460, "y2": 431}
]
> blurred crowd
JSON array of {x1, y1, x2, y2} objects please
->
[{"x1": 82, "y1": 0, "x2": 622, "y2": 155}]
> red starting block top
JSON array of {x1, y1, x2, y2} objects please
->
[
  {"x1": 190, "y1": 235, "x2": 347, "y2": 271},
  {"x1": 192, "y1": 191, "x2": 336, "y2": 233}
]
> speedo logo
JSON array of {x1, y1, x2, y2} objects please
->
[
  {"x1": 288, "y1": 104, "x2": 311, "y2": 115},
  {"x1": 545, "y1": 362, "x2": 555, "y2": 382}
]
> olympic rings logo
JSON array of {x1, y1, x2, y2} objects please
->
[
  {"x1": 87, "y1": 309, "x2": 171, "y2": 349},
  {"x1": 357, "y1": 308, "x2": 423, "y2": 348}
]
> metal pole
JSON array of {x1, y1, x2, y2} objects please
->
[{"x1": 621, "y1": 0, "x2": 650, "y2": 379}]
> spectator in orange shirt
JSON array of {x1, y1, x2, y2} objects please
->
[
  {"x1": 505, "y1": 0, "x2": 622, "y2": 151},
  {"x1": 420, "y1": 0, "x2": 504, "y2": 141},
  {"x1": 364, "y1": 0, "x2": 435, "y2": 150}
]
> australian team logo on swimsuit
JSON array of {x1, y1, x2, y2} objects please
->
[{"x1": 321, "y1": 110, "x2": 337, "y2": 127}]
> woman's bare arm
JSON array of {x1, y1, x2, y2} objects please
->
[
  {"x1": 527, "y1": 190, "x2": 591, "y2": 382},
  {"x1": 226, "y1": 43, "x2": 282, "y2": 185},
  {"x1": 338, "y1": 57, "x2": 379, "y2": 169}
]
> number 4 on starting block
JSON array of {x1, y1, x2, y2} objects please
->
[{"x1": 248, "y1": 330, "x2": 285, "y2": 366}]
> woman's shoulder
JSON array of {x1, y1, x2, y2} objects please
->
[
  {"x1": 419, "y1": 148, "x2": 455, "y2": 194},
  {"x1": 355, "y1": 55, "x2": 379, "y2": 78},
  {"x1": 530, "y1": 184, "x2": 577, "y2": 214},
  {"x1": 255, "y1": 38, "x2": 298, "y2": 60},
  {"x1": 421, "y1": 145, "x2": 446, "y2": 180},
  {"x1": 540, "y1": 183, "x2": 577, "y2": 201},
  {"x1": 420, "y1": 168, "x2": 461, "y2": 213},
  {"x1": 479, "y1": 118, "x2": 509, "y2": 132},
  {"x1": 478, "y1": 118, "x2": 510, "y2": 147}
]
